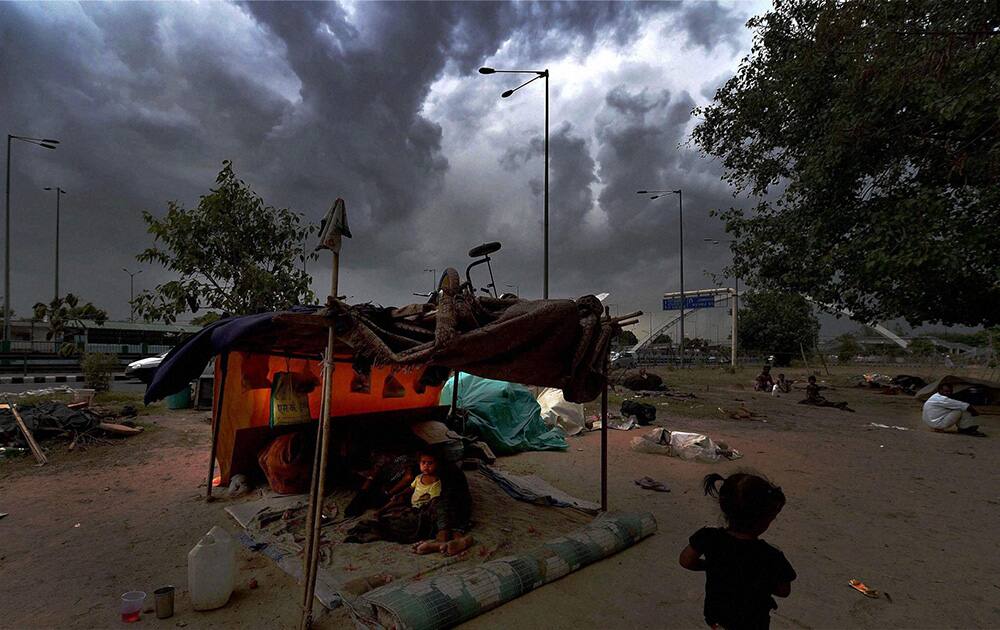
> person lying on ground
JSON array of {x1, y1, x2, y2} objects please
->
[
  {"x1": 798, "y1": 375, "x2": 854, "y2": 412},
  {"x1": 680, "y1": 472, "x2": 796, "y2": 630},
  {"x1": 754, "y1": 366, "x2": 775, "y2": 392},
  {"x1": 922, "y1": 383, "x2": 986, "y2": 437},
  {"x1": 345, "y1": 450, "x2": 474, "y2": 556}
]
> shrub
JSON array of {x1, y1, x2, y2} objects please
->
[{"x1": 82, "y1": 353, "x2": 119, "y2": 391}]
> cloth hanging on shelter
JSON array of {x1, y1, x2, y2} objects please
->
[
  {"x1": 440, "y1": 374, "x2": 567, "y2": 455},
  {"x1": 146, "y1": 268, "x2": 621, "y2": 405}
]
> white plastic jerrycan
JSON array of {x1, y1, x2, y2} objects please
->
[{"x1": 188, "y1": 525, "x2": 236, "y2": 611}]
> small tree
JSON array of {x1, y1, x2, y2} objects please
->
[
  {"x1": 653, "y1": 334, "x2": 673, "y2": 347},
  {"x1": 835, "y1": 334, "x2": 862, "y2": 363},
  {"x1": 32, "y1": 294, "x2": 108, "y2": 355},
  {"x1": 738, "y1": 290, "x2": 820, "y2": 366},
  {"x1": 614, "y1": 329, "x2": 638, "y2": 347},
  {"x1": 134, "y1": 161, "x2": 318, "y2": 323},
  {"x1": 81, "y1": 352, "x2": 118, "y2": 391},
  {"x1": 907, "y1": 337, "x2": 936, "y2": 358}
]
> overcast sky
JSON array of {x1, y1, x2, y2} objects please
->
[{"x1": 4, "y1": 0, "x2": 860, "y2": 343}]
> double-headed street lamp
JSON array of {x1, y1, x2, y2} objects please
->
[
  {"x1": 43, "y1": 186, "x2": 66, "y2": 301},
  {"x1": 5, "y1": 134, "x2": 60, "y2": 343},
  {"x1": 479, "y1": 65, "x2": 550, "y2": 299},
  {"x1": 637, "y1": 188, "x2": 685, "y2": 367}
]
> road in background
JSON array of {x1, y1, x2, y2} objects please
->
[{"x1": 0, "y1": 380, "x2": 147, "y2": 394}]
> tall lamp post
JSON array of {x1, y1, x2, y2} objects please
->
[
  {"x1": 637, "y1": 189, "x2": 684, "y2": 367},
  {"x1": 705, "y1": 238, "x2": 740, "y2": 369},
  {"x1": 5, "y1": 134, "x2": 60, "y2": 343},
  {"x1": 122, "y1": 268, "x2": 141, "y2": 323},
  {"x1": 43, "y1": 186, "x2": 66, "y2": 301},
  {"x1": 479, "y1": 66, "x2": 550, "y2": 299}
]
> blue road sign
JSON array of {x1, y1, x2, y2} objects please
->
[{"x1": 663, "y1": 295, "x2": 716, "y2": 310}]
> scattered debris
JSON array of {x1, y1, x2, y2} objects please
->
[
  {"x1": 1, "y1": 399, "x2": 144, "y2": 457},
  {"x1": 621, "y1": 369, "x2": 665, "y2": 392},
  {"x1": 248, "y1": 577, "x2": 258, "y2": 590},
  {"x1": 589, "y1": 414, "x2": 638, "y2": 431},
  {"x1": 719, "y1": 404, "x2": 766, "y2": 421},
  {"x1": 634, "y1": 476, "x2": 670, "y2": 492},
  {"x1": 1, "y1": 399, "x2": 48, "y2": 465},
  {"x1": 621, "y1": 400, "x2": 656, "y2": 425},
  {"x1": 97, "y1": 422, "x2": 143, "y2": 436},
  {"x1": 848, "y1": 578, "x2": 880, "y2": 598}
]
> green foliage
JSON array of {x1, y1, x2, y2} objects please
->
[
  {"x1": 907, "y1": 337, "x2": 937, "y2": 357},
  {"x1": 835, "y1": 334, "x2": 862, "y2": 363},
  {"x1": 693, "y1": 0, "x2": 1000, "y2": 327},
  {"x1": 134, "y1": 161, "x2": 318, "y2": 324},
  {"x1": 81, "y1": 352, "x2": 118, "y2": 392},
  {"x1": 32, "y1": 294, "x2": 108, "y2": 341},
  {"x1": 190, "y1": 311, "x2": 224, "y2": 327},
  {"x1": 614, "y1": 329, "x2": 638, "y2": 346},
  {"x1": 929, "y1": 330, "x2": 990, "y2": 347},
  {"x1": 738, "y1": 290, "x2": 820, "y2": 365}
]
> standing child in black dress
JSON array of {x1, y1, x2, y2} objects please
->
[{"x1": 680, "y1": 473, "x2": 796, "y2": 630}]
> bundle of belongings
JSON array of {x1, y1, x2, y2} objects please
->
[{"x1": 439, "y1": 374, "x2": 568, "y2": 455}]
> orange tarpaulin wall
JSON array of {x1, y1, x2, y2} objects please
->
[{"x1": 211, "y1": 351, "x2": 444, "y2": 484}]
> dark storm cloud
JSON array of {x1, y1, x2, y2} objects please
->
[
  {"x1": 676, "y1": 0, "x2": 748, "y2": 52},
  {"x1": 0, "y1": 0, "x2": 754, "y2": 326}
]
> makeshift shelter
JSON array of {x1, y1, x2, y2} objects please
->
[
  {"x1": 145, "y1": 266, "x2": 641, "y2": 628},
  {"x1": 915, "y1": 375, "x2": 1000, "y2": 410}
]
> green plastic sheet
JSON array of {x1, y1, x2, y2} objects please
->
[{"x1": 440, "y1": 373, "x2": 568, "y2": 455}]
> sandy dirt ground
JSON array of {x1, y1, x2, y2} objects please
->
[{"x1": 2, "y1": 367, "x2": 999, "y2": 629}]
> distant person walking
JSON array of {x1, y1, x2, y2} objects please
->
[
  {"x1": 680, "y1": 472, "x2": 795, "y2": 630},
  {"x1": 922, "y1": 384, "x2": 986, "y2": 437}
]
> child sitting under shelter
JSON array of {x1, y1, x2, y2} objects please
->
[{"x1": 345, "y1": 450, "x2": 474, "y2": 556}]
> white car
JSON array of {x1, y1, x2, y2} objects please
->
[
  {"x1": 611, "y1": 351, "x2": 638, "y2": 369},
  {"x1": 125, "y1": 352, "x2": 168, "y2": 384}
]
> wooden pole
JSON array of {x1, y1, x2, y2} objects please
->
[
  {"x1": 601, "y1": 307, "x2": 609, "y2": 512},
  {"x1": 300, "y1": 252, "x2": 339, "y2": 630},
  {"x1": 3, "y1": 397, "x2": 47, "y2": 465},
  {"x1": 300, "y1": 347, "x2": 332, "y2": 606},
  {"x1": 205, "y1": 352, "x2": 229, "y2": 501}
]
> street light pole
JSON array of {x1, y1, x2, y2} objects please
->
[
  {"x1": 705, "y1": 238, "x2": 739, "y2": 369},
  {"x1": 122, "y1": 268, "x2": 141, "y2": 323},
  {"x1": 479, "y1": 66, "x2": 550, "y2": 298},
  {"x1": 44, "y1": 187, "x2": 66, "y2": 301},
  {"x1": 5, "y1": 134, "x2": 59, "y2": 343},
  {"x1": 637, "y1": 188, "x2": 684, "y2": 367}
]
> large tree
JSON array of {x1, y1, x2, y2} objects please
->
[
  {"x1": 693, "y1": 0, "x2": 1000, "y2": 327},
  {"x1": 738, "y1": 290, "x2": 820, "y2": 365},
  {"x1": 134, "y1": 161, "x2": 317, "y2": 323}
]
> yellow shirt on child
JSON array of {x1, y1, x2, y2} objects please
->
[{"x1": 410, "y1": 475, "x2": 441, "y2": 507}]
